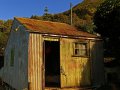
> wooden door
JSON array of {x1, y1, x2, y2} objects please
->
[{"x1": 60, "y1": 38, "x2": 91, "y2": 87}]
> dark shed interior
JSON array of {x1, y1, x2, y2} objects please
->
[{"x1": 44, "y1": 41, "x2": 60, "y2": 87}]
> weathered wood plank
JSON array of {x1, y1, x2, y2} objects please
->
[
  {"x1": 45, "y1": 87, "x2": 92, "y2": 90},
  {"x1": 60, "y1": 38, "x2": 91, "y2": 88}
]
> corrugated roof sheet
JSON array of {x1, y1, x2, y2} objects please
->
[{"x1": 15, "y1": 17, "x2": 98, "y2": 38}]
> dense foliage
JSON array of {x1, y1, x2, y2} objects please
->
[
  {"x1": 94, "y1": 0, "x2": 120, "y2": 37},
  {"x1": 0, "y1": 20, "x2": 13, "y2": 56},
  {"x1": 94, "y1": 0, "x2": 120, "y2": 61}
]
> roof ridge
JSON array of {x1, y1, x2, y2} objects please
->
[
  {"x1": 15, "y1": 17, "x2": 71, "y2": 26},
  {"x1": 14, "y1": 17, "x2": 99, "y2": 38}
]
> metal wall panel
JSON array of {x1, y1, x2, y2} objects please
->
[
  {"x1": 90, "y1": 40, "x2": 104, "y2": 86},
  {"x1": 28, "y1": 33, "x2": 43, "y2": 90},
  {"x1": 60, "y1": 38, "x2": 91, "y2": 88},
  {"x1": 0, "y1": 19, "x2": 29, "y2": 90}
]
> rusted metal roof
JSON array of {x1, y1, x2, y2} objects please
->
[{"x1": 15, "y1": 17, "x2": 98, "y2": 38}]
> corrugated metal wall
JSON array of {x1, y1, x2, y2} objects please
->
[
  {"x1": 28, "y1": 36, "x2": 93, "y2": 89},
  {"x1": 90, "y1": 40, "x2": 104, "y2": 86},
  {"x1": 28, "y1": 33, "x2": 43, "y2": 90},
  {"x1": 1, "y1": 19, "x2": 29, "y2": 90},
  {"x1": 60, "y1": 38, "x2": 91, "y2": 88}
]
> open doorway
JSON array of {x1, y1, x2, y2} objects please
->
[{"x1": 44, "y1": 41, "x2": 60, "y2": 87}]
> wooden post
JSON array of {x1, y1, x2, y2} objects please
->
[{"x1": 70, "y1": 2, "x2": 73, "y2": 26}]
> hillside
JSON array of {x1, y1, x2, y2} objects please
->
[
  {"x1": 31, "y1": 0, "x2": 105, "y2": 33},
  {"x1": 65, "y1": 0, "x2": 104, "y2": 18},
  {"x1": 63, "y1": 0, "x2": 105, "y2": 32}
]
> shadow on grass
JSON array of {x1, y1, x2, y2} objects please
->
[{"x1": 96, "y1": 83, "x2": 120, "y2": 90}]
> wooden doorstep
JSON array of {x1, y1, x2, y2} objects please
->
[{"x1": 45, "y1": 87, "x2": 93, "y2": 90}]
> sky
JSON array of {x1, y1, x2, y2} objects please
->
[{"x1": 0, "y1": 0, "x2": 83, "y2": 20}]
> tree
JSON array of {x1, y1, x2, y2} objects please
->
[
  {"x1": 94, "y1": 0, "x2": 120, "y2": 37},
  {"x1": 93, "y1": 0, "x2": 120, "y2": 61},
  {"x1": 43, "y1": 6, "x2": 53, "y2": 21},
  {"x1": 31, "y1": 15, "x2": 43, "y2": 20},
  {"x1": 0, "y1": 19, "x2": 13, "y2": 56},
  {"x1": 52, "y1": 14, "x2": 69, "y2": 23},
  {"x1": 0, "y1": 31, "x2": 7, "y2": 56},
  {"x1": 0, "y1": 20, "x2": 4, "y2": 32},
  {"x1": 44, "y1": 7, "x2": 49, "y2": 15},
  {"x1": 3, "y1": 19, "x2": 13, "y2": 35}
]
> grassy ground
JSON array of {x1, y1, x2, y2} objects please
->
[{"x1": 96, "y1": 83, "x2": 120, "y2": 90}]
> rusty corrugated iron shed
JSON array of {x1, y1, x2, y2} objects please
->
[{"x1": 15, "y1": 17, "x2": 98, "y2": 38}]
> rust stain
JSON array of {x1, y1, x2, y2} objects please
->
[{"x1": 15, "y1": 17, "x2": 98, "y2": 38}]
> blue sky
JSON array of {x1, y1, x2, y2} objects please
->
[{"x1": 0, "y1": 0, "x2": 83, "y2": 20}]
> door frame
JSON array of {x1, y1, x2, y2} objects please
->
[{"x1": 42, "y1": 38, "x2": 60, "y2": 88}]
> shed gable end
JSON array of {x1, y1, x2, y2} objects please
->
[{"x1": 1, "y1": 19, "x2": 30, "y2": 90}]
